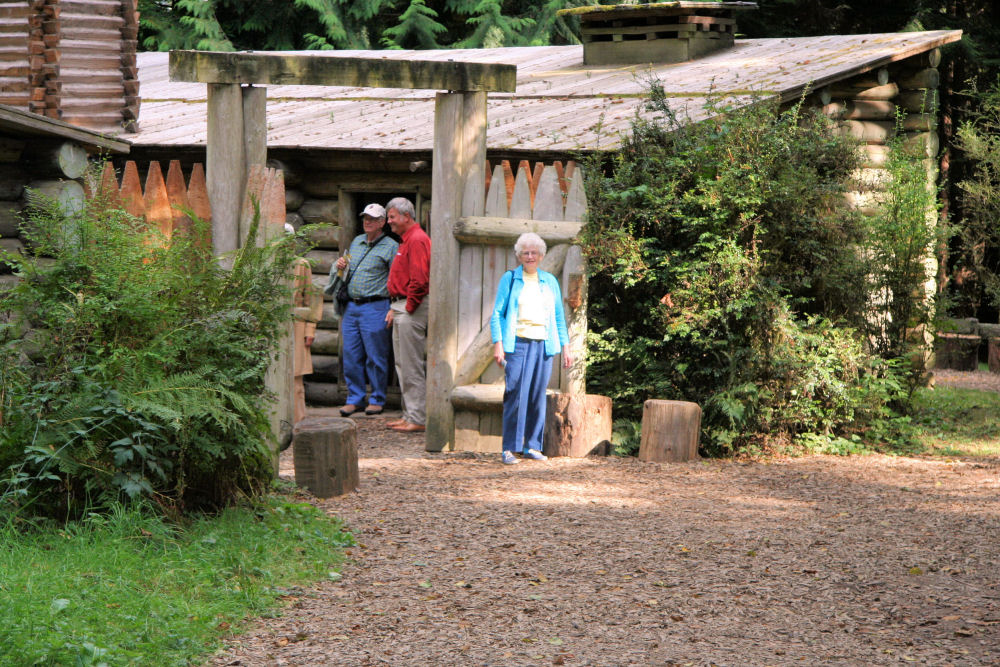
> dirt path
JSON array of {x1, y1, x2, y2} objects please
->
[{"x1": 215, "y1": 408, "x2": 1000, "y2": 666}]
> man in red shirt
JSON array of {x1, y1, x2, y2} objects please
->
[{"x1": 384, "y1": 197, "x2": 431, "y2": 433}]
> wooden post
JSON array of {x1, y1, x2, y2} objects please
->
[
  {"x1": 638, "y1": 400, "x2": 701, "y2": 463},
  {"x1": 292, "y1": 416, "x2": 359, "y2": 497},
  {"x1": 989, "y1": 338, "x2": 1000, "y2": 374},
  {"x1": 206, "y1": 83, "x2": 244, "y2": 260},
  {"x1": 427, "y1": 91, "x2": 485, "y2": 452},
  {"x1": 241, "y1": 85, "x2": 267, "y2": 244}
]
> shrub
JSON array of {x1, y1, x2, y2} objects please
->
[
  {"x1": 583, "y1": 85, "x2": 928, "y2": 456},
  {"x1": 0, "y1": 182, "x2": 301, "y2": 518}
]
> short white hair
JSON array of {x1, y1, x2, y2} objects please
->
[
  {"x1": 386, "y1": 197, "x2": 415, "y2": 219},
  {"x1": 514, "y1": 232, "x2": 546, "y2": 258}
]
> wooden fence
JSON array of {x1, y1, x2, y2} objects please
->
[
  {"x1": 446, "y1": 158, "x2": 588, "y2": 452},
  {"x1": 88, "y1": 160, "x2": 287, "y2": 245}
]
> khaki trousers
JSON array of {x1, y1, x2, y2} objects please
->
[{"x1": 391, "y1": 298, "x2": 428, "y2": 426}]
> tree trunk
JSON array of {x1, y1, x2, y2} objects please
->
[{"x1": 638, "y1": 400, "x2": 701, "y2": 463}]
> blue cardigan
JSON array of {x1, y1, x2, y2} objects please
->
[{"x1": 490, "y1": 266, "x2": 569, "y2": 357}]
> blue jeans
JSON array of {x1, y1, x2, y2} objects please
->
[
  {"x1": 341, "y1": 299, "x2": 392, "y2": 407},
  {"x1": 502, "y1": 337, "x2": 553, "y2": 453}
]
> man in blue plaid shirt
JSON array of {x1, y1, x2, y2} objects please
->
[{"x1": 333, "y1": 203, "x2": 399, "y2": 416}]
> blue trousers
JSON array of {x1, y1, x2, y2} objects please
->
[
  {"x1": 341, "y1": 299, "x2": 392, "y2": 407},
  {"x1": 502, "y1": 337, "x2": 553, "y2": 453}
]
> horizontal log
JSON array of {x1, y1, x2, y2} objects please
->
[
  {"x1": 896, "y1": 68, "x2": 939, "y2": 90},
  {"x1": 896, "y1": 89, "x2": 938, "y2": 113},
  {"x1": 858, "y1": 144, "x2": 889, "y2": 167},
  {"x1": 305, "y1": 249, "x2": 337, "y2": 275},
  {"x1": 309, "y1": 353, "x2": 340, "y2": 382},
  {"x1": 451, "y1": 383, "x2": 505, "y2": 410},
  {"x1": 311, "y1": 329, "x2": 340, "y2": 355},
  {"x1": 318, "y1": 302, "x2": 339, "y2": 328},
  {"x1": 305, "y1": 224, "x2": 340, "y2": 249},
  {"x1": 835, "y1": 120, "x2": 894, "y2": 143},
  {"x1": 902, "y1": 131, "x2": 939, "y2": 158},
  {"x1": 453, "y1": 216, "x2": 584, "y2": 245},
  {"x1": 285, "y1": 211, "x2": 304, "y2": 230},
  {"x1": 297, "y1": 171, "x2": 429, "y2": 198},
  {"x1": 902, "y1": 113, "x2": 935, "y2": 132},
  {"x1": 829, "y1": 83, "x2": 898, "y2": 100},
  {"x1": 285, "y1": 188, "x2": 304, "y2": 211},
  {"x1": 25, "y1": 179, "x2": 86, "y2": 214},
  {"x1": 299, "y1": 198, "x2": 339, "y2": 225},
  {"x1": 169, "y1": 50, "x2": 517, "y2": 92},
  {"x1": 304, "y1": 381, "x2": 401, "y2": 407}
]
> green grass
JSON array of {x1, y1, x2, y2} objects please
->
[
  {"x1": 0, "y1": 497, "x2": 353, "y2": 666},
  {"x1": 910, "y1": 385, "x2": 1000, "y2": 457}
]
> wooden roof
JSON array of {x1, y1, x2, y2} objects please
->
[
  {"x1": 130, "y1": 30, "x2": 961, "y2": 154},
  {"x1": 0, "y1": 103, "x2": 130, "y2": 153}
]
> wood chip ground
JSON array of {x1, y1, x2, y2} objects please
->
[{"x1": 214, "y1": 381, "x2": 1000, "y2": 666}]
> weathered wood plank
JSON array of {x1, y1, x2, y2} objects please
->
[
  {"x1": 206, "y1": 83, "x2": 244, "y2": 258},
  {"x1": 427, "y1": 92, "x2": 476, "y2": 452},
  {"x1": 454, "y1": 215, "x2": 583, "y2": 245},
  {"x1": 561, "y1": 245, "x2": 587, "y2": 395},
  {"x1": 532, "y1": 165, "x2": 564, "y2": 221},
  {"x1": 170, "y1": 50, "x2": 517, "y2": 92}
]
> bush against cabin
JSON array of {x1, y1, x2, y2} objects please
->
[
  {"x1": 0, "y1": 191, "x2": 298, "y2": 518},
  {"x1": 583, "y1": 86, "x2": 938, "y2": 455}
]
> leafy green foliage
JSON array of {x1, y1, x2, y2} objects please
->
[
  {"x1": 582, "y1": 87, "x2": 930, "y2": 456},
  {"x1": 0, "y1": 179, "x2": 302, "y2": 518},
  {"x1": 138, "y1": 0, "x2": 588, "y2": 52},
  {"x1": 0, "y1": 498, "x2": 353, "y2": 665},
  {"x1": 953, "y1": 77, "x2": 1000, "y2": 313}
]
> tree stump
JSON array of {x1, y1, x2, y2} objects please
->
[
  {"x1": 934, "y1": 333, "x2": 980, "y2": 371},
  {"x1": 544, "y1": 393, "x2": 612, "y2": 457},
  {"x1": 989, "y1": 338, "x2": 1000, "y2": 374},
  {"x1": 293, "y1": 416, "x2": 358, "y2": 497},
  {"x1": 638, "y1": 400, "x2": 701, "y2": 463}
]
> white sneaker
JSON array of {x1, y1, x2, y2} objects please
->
[
  {"x1": 524, "y1": 448, "x2": 548, "y2": 461},
  {"x1": 501, "y1": 451, "x2": 519, "y2": 465}
]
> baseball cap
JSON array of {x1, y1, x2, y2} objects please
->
[{"x1": 360, "y1": 203, "x2": 386, "y2": 219}]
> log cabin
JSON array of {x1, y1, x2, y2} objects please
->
[{"x1": 0, "y1": 1, "x2": 963, "y2": 441}]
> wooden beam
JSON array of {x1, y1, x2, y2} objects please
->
[
  {"x1": 453, "y1": 215, "x2": 584, "y2": 245},
  {"x1": 169, "y1": 50, "x2": 517, "y2": 93}
]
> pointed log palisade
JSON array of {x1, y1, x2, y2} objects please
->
[{"x1": 166, "y1": 48, "x2": 606, "y2": 456}]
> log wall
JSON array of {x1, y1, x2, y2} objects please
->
[
  {"x1": 0, "y1": 0, "x2": 138, "y2": 133},
  {"x1": 0, "y1": 135, "x2": 99, "y2": 276}
]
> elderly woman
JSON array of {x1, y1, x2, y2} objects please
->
[{"x1": 490, "y1": 232, "x2": 572, "y2": 465}]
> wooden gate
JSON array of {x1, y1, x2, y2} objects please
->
[{"x1": 427, "y1": 157, "x2": 588, "y2": 452}]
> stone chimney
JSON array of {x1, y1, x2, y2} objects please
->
[
  {"x1": 0, "y1": 0, "x2": 140, "y2": 134},
  {"x1": 561, "y1": 2, "x2": 757, "y2": 66}
]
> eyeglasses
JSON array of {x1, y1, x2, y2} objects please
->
[{"x1": 519, "y1": 250, "x2": 541, "y2": 257}]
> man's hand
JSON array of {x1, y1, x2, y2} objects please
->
[
  {"x1": 385, "y1": 309, "x2": 394, "y2": 328},
  {"x1": 305, "y1": 336, "x2": 314, "y2": 348},
  {"x1": 493, "y1": 341, "x2": 505, "y2": 367},
  {"x1": 335, "y1": 256, "x2": 348, "y2": 272}
]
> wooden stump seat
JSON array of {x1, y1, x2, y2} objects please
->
[
  {"x1": 544, "y1": 393, "x2": 612, "y2": 457},
  {"x1": 293, "y1": 416, "x2": 359, "y2": 497},
  {"x1": 638, "y1": 399, "x2": 701, "y2": 463}
]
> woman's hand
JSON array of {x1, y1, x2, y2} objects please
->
[
  {"x1": 493, "y1": 341, "x2": 506, "y2": 367},
  {"x1": 563, "y1": 351, "x2": 573, "y2": 369}
]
